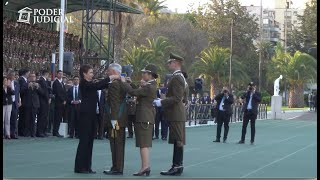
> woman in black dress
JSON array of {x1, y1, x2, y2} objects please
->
[{"x1": 74, "y1": 64, "x2": 119, "y2": 174}]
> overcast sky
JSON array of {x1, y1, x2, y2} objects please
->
[{"x1": 164, "y1": 0, "x2": 309, "y2": 13}]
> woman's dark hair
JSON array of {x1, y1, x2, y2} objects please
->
[
  {"x1": 151, "y1": 73, "x2": 158, "y2": 79},
  {"x1": 182, "y1": 71, "x2": 188, "y2": 79},
  {"x1": 79, "y1": 64, "x2": 92, "y2": 79}
]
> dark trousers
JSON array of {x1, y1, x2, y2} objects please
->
[
  {"x1": 37, "y1": 102, "x2": 49, "y2": 135},
  {"x1": 216, "y1": 110, "x2": 231, "y2": 140},
  {"x1": 18, "y1": 106, "x2": 25, "y2": 136},
  {"x1": 10, "y1": 103, "x2": 18, "y2": 137},
  {"x1": 69, "y1": 105, "x2": 80, "y2": 137},
  {"x1": 74, "y1": 113, "x2": 96, "y2": 172},
  {"x1": 95, "y1": 113, "x2": 104, "y2": 138},
  {"x1": 241, "y1": 110, "x2": 257, "y2": 142},
  {"x1": 127, "y1": 115, "x2": 135, "y2": 137},
  {"x1": 53, "y1": 104, "x2": 64, "y2": 135},
  {"x1": 25, "y1": 107, "x2": 38, "y2": 136},
  {"x1": 108, "y1": 127, "x2": 126, "y2": 172},
  {"x1": 47, "y1": 102, "x2": 55, "y2": 133},
  {"x1": 153, "y1": 109, "x2": 168, "y2": 138},
  {"x1": 172, "y1": 141, "x2": 184, "y2": 167}
]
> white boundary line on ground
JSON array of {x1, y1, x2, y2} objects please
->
[
  {"x1": 241, "y1": 143, "x2": 316, "y2": 178},
  {"x1": 183, "y1": 135, "x2": 300, "y2": 169}
]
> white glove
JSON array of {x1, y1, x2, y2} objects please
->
[
  {"x1": 111, "y1": 120, "x2": 117, "y2": 129},
  {"x1": 153, "y1": 98, "x2": 162, "y2": 107}
]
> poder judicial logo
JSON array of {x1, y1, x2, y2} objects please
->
[{"x1": 17, "y1": 7, "x2": 73, "y2": 24}]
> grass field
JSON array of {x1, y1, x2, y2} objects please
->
[{"x1": 3, "y1": 113, "x2": 317, "y2": 178}]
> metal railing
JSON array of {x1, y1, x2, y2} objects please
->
[{"x1": 186, "y1": 104, "x2": 268, "y2": 126}]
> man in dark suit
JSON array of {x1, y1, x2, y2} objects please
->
[
  {"x1": 24, "y1": 73, "x2": 42, "y2": 137},
  {"x1": 126, "y1": 96, "x2": 136, "y2": 138},
  {"x1": 8, "y1": 71, "x2": 21, "y2": 139},
  {"x1": 95, "y1": 82, "x2": 106, "y2": 140},
  {"x1": 67, "y1": 76, "x2": 81, "y2": 138},
  {"x1": 191, "y1": 93, "x2": 196, "y2": 104},
  {"x1": 213, "y1": 87, "x2": 234, "y2": 143},
  {"x1": 238, "y1": 82, "x2": 261, "y2": 145},
  {"x1": 36, "y1": 70, "x2": 50, "y2": 137},
  {"x1": 201, "y1": 92, "x2": 211, "y2": 104},
  {"x1": 52, "y1": 70, "x2": 67, "y2": 137},
  {"x1": 18, "y1": 68, "x2": 30, "y2": 136},
  {"x1": 153, "y1": 83, "x2": 168, "y2": 140}
]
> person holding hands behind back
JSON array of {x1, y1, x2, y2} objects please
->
[{"x1": 121, "y1": 63, "x2": 158, "y2": 176}]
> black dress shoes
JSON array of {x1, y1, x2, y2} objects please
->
[
  {"x1": 127, "y1": 136, "x2": 133, "y2": 138},
  {"x1": 88, "y1": 169, "x2": 96, "y2": 174},
  {"x1": 160, "y1": 166, "x2": 183, "y2": 176},
  {"x1": 152, "y1": 137, "x2": 159, "y2": 140},
  {"x1": 11, "y1": 135, "x2": 18, "y2": 139},
  {"x1": 213, "y1": 139, "x2": 220, "y2": 143},
  {"x1": 250, "y1": 141, "x2": 254, "y2": 145},
  {"x1": 237, "y1": 140, "x2": 245, "y2": 144},
  {"x1": 74, "y1": 170, "x2": 89, "y2": 174},
  {"x1": 53, "y1": 133, "x2": 63, "y2": 137},
  {"x1": 133, "y1": 167, "x2": 151, "y2": 176},
  {"x1": 36, "y1": 134, "x2": 45, "y2": 138},
  {"x1": 103, "y1": 169, "x2": 123, "y2": 175},
  {"x1": 223, "y1": 138, "x2": 227, "y2": 143},
  {"x1": 162, "y1": 137, "x2": 167, "y2": 141}
]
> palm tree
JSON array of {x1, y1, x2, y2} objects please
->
[
  {"x1": 142, "y1": 0, "x2": 167, "y2": 18},
  {"x1": 191, "y1": 46, "x2": 249, "y2": 98},
  {"x1": 122, "y1": 45, "x2": 153, "y2": 81},
  {"x1": 267, "y1": 43, "x2": 317, "y2": 107},
  {"x1": 114, "y1": 0, "x2": 167, "y2": 61},
  {"x1": 146, "y1": 36, "x2": 172, "y2": 75}
]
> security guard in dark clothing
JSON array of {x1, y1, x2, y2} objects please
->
[
  {"x1": 238, "y1": 82, "x2": 261, "y2": 145},
  {"x1": 213, "y1": 87, "x2": 234, "y2": 143},
  {"x1": 126, "y1": 96, "x2": 136, "y2": 138},
  {"x1": 153, "y1": 53, "x2": 187, "y2": 176}
]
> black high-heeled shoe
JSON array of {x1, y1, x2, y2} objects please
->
[{"x1": 133, "y1": 167, "x2": 151, "y2": 176}]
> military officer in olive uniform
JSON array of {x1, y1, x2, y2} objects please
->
[
  {"x1": 153, "y1": 53, "x2": 187, "y2": 176},
  {"x1": 103, "y1": 63, "x2": 128, "y2": 175},
  {"x1": 121, "y1": 64, "x2": 158, "y2": 176}
]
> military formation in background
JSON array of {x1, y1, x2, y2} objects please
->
[{"x1": 3, "y1": 16, "x2": 97, "y2": 72}]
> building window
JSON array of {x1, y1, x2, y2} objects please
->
[{"x1": 293, "y1": 11, "x2": 297, "y2": 16}]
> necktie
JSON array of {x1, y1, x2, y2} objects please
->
[{"x1": 75, "y1": 87, "x2": 78, "y2": 100}]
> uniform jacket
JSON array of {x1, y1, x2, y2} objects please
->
[
  {"x1": 123, "y1": 80, "x2": 157, "y2": 124},
  {"x1": 106, "y1": 80, "x2": 127, "y2": 127},
  {"x1": 161, "y1": 71, "x2": 187, "y2": 122}
]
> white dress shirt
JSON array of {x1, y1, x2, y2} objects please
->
[{"x1": 11, "y1": 80, "x2": 15, "y2": 102}]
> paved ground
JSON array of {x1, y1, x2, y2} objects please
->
[{"x1": 3, "y1": 112, "x2": 317, "y2": 178}]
